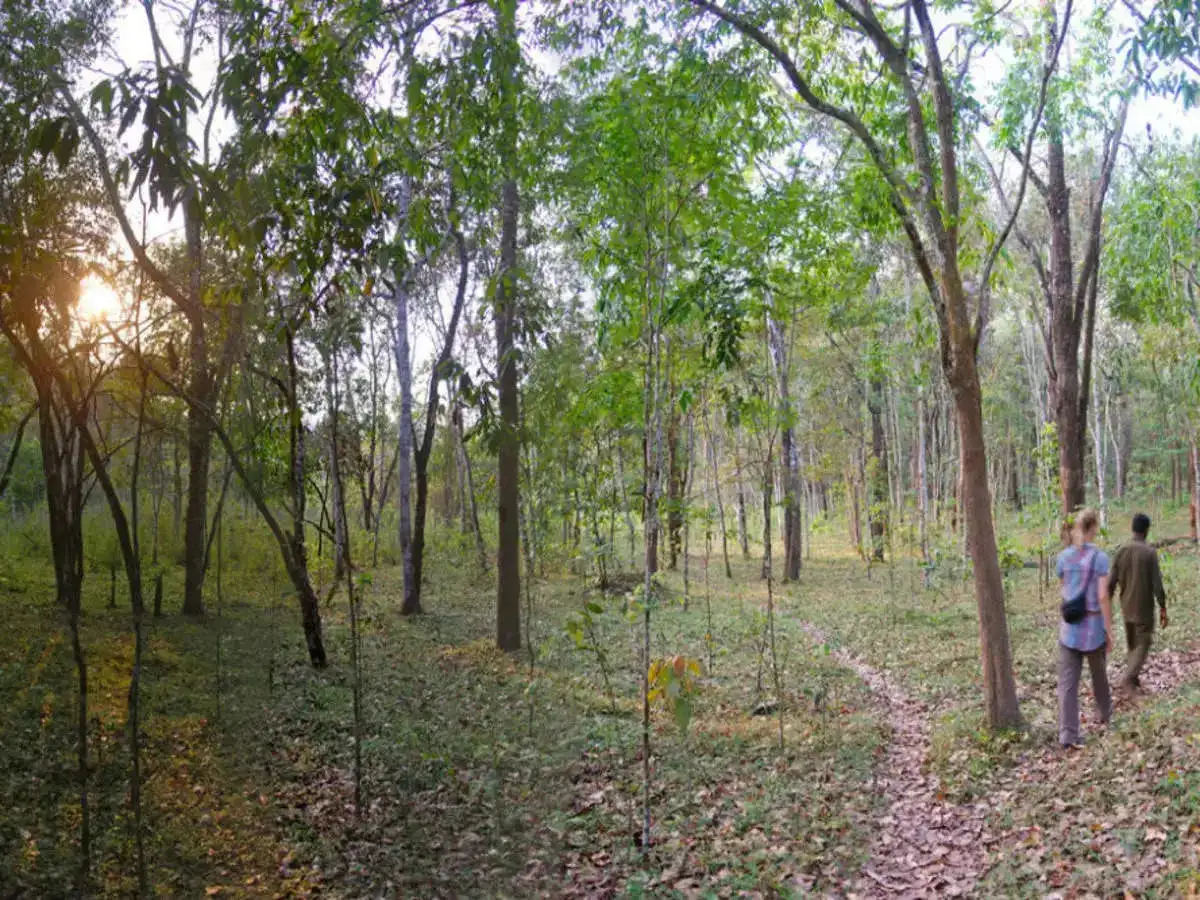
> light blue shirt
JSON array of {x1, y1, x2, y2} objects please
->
[{"x1": 1057, "y1": 542, "x2": 1110, "y2": 652}]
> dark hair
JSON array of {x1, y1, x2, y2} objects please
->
[
  {"x1": 1077, "y1": 509, "x2": 1099, "y2": 536},
  {"x1": 1132, "y1": 513, "x2": 1151, "y2": 537}
]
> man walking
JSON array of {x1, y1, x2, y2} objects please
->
[{"x1": 1111, "y1": 513, "x2": 1168, "y2": 691}]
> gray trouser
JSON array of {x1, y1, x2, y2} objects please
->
[{"x1": 1058, "y1": 642, "x2": 1111, "y2": 746}]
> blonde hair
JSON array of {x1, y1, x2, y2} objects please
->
[{"x1": 1076, "y1": 509, "x2": 1099, "y2": 538}]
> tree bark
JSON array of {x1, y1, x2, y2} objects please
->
[
  {"x1": 0, "y1": 406, "x2": 32, "y2": 500},
  {"x1": 181, "y1": 196, "x2": 212, "y2": 615},
  {"x1": 494, "y1": 0, "x2": 522, "y2": 652},
  {"x1": 734, "y1": 439, "x2": 750, "y2": 558},
  {"x1": 951, "y1": 352, "x2": 1021, "y2": 728},
  {"x1": 767, "y1": 313, "x2": 802, "y2": 580},
  {"x1": 917, "y1": 389, "x2": 929, "y2": 564},
  {"x1": 666, "y1": 403, "x2": 683, "y2": 570},
  {"x1": 394, "y1": 236, "x2": 417, "y2": 614},
  {"x1": 867, "y1": 375, "x2": 889, "y2": 562}
]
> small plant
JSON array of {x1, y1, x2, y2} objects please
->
[
  {"x1": 647, "y1": 654, "x2": 703, "y2": 736},
  {"x1": 565, "y1": 598, "x2": 618, "y2": 713}
]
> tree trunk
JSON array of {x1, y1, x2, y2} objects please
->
[
  {"x1": 666, "y1": 405, "x2": 684, "y2": 571},
  {"x1": 766, "y1": 313, "x2": 802, "y2": 580},
  {"x1": 734, "y1": 441, "x2": 749, "y2": 558},
  {"x1": 706, "y1": 415, "x2": 733, "y2": 579},
  {"x1": 868, "y1": 375, "x2": 889, "y2": 561},
  {"x1": 682, "y1": 411, "x2": 695, "y2": 600},
  {"x1": 328, "y1": 423, "x2": 349, "y2": 583},
  {"x1": 181, "y1": 371, "x2": 213, "y2": 614},
  {"x1": 615, "y1": 434, "x2": 638, "y2": 570},
  {"x1": 1185, "y1": 439, "x2": 1195, "y2": 542},
  {"x1": 951, "y1": 354, "x2": 1021, "y2": 729},
  {"x1": 1091, "y1": 374, "x2": 1107, "y2": 528},
  {"x1": 455, "y1": 404, "x2": 489, "y2": 574},
  {"x1": 494, "y1": 0, "x2": 522, "y2": 652},
  {"x1": 917, "y1": 390, "x2": 929, "y2": 563},
  {"x1": 394, "y1": 245, "x2": 418, "y2": 614}
]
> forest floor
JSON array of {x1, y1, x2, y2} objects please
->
[{"x1": 5, "y1": 510, "x2": 1200, "y2": 897}]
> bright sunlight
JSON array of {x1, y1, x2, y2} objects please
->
[{"x1": 77, "y1": 275, "x2": 120, "y2": 322}]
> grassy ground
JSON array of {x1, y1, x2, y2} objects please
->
[
  {"x1": 5, "y1": 499, "x2": 1200, "y2": 897},
  {"x1": 0, "y1": 518, "x2": 887, "y2": 898}
]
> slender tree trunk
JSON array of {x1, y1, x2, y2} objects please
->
[
  {"x1": 917, "y1": 389, "x2": 929, "y2": 564},
  {"x1": 868, "y1": 375, "x2": 889, "y2": 562},
  {"x1": 767, "y1": 313, "x2": 802, "y2": 580},
  {"x1": 682, "y1": 411, "x2": 695, "y2": 602},
  {"x1": 494, "y1": 0, "x2": 522, "y2": 651},
  {"x1": 706, "y1": 418, "x2": 733, "y2": 579},
  {"x1": 734, "y1": 440, "x2": 749, "y2": 558},
  {"x1": 454, "y1": 404, "x2": 489, "y2": 574},
  {"x1": 1185, "y1": 441, "x2": 1195, "y2": 547},
  {"x1": 615, "y1": 433, "x2": 638, "y2": 571},
  {"x1": 1091, "y1": 374, "x2": 1107, "y2": 528},
  {"x1": 394, "y1": 231, "x2": 418, "y2": 614},
  {"x1": 328, "y1": 427, "x2": 348, "y2": 583},
  {"x1": 666, "y1": 402, "x2": 683, "y2": 570},
  {"x1": 0, "y1": 406, "x2": 32, "y2": 500}
]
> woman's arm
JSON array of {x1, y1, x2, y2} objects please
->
[{"x1": 1099, "y1": 573, "x2": 1113, "y2": 652}]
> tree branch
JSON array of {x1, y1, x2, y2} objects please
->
[{"x1": 975, "y1": 0, "x2": 1072, "y2": 344}]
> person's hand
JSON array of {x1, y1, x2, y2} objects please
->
[{"x1": 1161, "y1": 608, "x2": 1169, "y2": 629}]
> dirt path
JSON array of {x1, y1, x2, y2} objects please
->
[
  {"x1": 799, "y1": 623, "x2": 992, "y2": 898},
  {"x1": 800, "y1": 621, "x2": 1200, "y2": 898}
]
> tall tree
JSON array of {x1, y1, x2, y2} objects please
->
[
  {"x1": 494, "y1": 0, "x2": 523, "y2": 651},
  {"x1": 690, "y1": 0, "x2": 1069, "y2": 728},
  {"x1": 988, "y1": 6, "x2": 1131, "y2": 513}
]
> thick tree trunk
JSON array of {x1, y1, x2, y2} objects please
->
[
  {"x1": 951, "y1": 356, "x2": 1021, "y2": 729},
  {"x1": 181, "y1": 196, "x2": 212, "y2": 615},
  {"x1": 181, "y1": 370, "x2": 213, "y2": 615},
  {"x1": 494, "y1": 0, "x2": 522, "y2": 652}
]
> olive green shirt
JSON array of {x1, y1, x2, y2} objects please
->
[{"x1": 1110, "y1": 538, "x2": 1166, "y2": 626}]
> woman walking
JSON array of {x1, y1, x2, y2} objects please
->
[{"x1": 1056, "y1": 509, "x2": 1113, "y2": 750}]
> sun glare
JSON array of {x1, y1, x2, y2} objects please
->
[{"x1": 78, "y1": 276, "x2": 120, "y2": 322}]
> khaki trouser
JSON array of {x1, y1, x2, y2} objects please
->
[
  {"x1": 1123, "y1": 621, "x2": 1154, "y2": 688},
  {"x1": 1058, "y1": 642, "x2": 1111, "y2": 746}
]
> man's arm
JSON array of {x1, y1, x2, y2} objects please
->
[
  {"x1": 1110, "y1": 547, "x2": 1124, "y2": 598},
  {"x1": 1153, "y1": 552, "x2": 1168, "y2": 627}
]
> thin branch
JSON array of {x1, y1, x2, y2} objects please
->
[{"x1": 976, "y1": 0, "x2": 1072, "y2": 343}]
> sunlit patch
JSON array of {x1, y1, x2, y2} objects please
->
[{"x1": 77, "y1": 275, "x2": 120, "y2": 322}]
